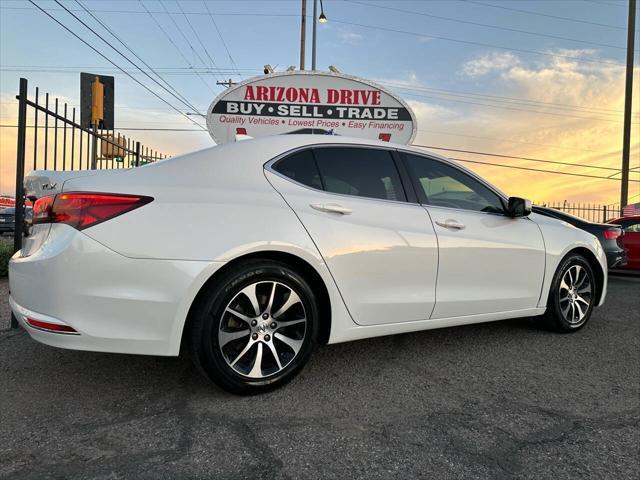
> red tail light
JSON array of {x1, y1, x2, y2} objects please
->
[
  {"x1": 32, "y1": 192, "x2": 153, "y2": 230},
  {"x1": 603, "y1": 228, "x2": 621, "y2": 240}
]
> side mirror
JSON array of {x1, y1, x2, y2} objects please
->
[{"x1": 507, "y1": 197, "x2": 532, "y2": 217}]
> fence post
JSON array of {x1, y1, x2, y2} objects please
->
[
  {"x1": 603, "y1": 205, "x2": 607, "y2": 223},
  {"x1": 91, "y1": 121, "x2": 98, "y2": 169},
  {"x1": 135, "y1": 141, "x2": 141, "y2": 167},
  {"x1": 13, "y1": 78, "x2": 28, "y2": 254}
]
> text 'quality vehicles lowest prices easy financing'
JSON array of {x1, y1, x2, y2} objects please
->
[{"x1": 9, "y1": 136, "x2": 607, "y2": 394}]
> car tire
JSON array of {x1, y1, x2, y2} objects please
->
[
  {"x1": 542, "y1": 254, "x2": 597, "y2": 333},
  {"x1": 189, "y1": 259, "x2": 319, "y2": 395}
]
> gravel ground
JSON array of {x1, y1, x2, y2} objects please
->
[{"x1": 0, "y1": 275, "x2": 638, "y2": 479}]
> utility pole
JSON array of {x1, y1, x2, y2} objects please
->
[
  {"x1": 620, "y1": 0, "x2": 636, "y2": 213},
  {"x1": 300, "y1": 0, "x2": 307, "y2": 70},
  {"x1": 216, "y1": 79, "x2": 236, "y2": 88},
  {"x1": 312, "y1": 0, "x2": 317, "y2": 70}
]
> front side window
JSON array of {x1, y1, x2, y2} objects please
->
[
  {"x1": 404, "y1": 154, "x2": 504, "y2": 214},
  {"x1": 313, "y1": 147, "x2": 406, "y2": 202}
]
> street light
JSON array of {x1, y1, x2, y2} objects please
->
[
  {"x1": 311, "y1": 0, "x2": 327, "y2": 70},
  {"x1": 318, "y1": 0, "x2": 327, "y2": 23}
]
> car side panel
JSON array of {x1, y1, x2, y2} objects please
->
[{"x1": 529, "y1": 213, "x2": 608, "y2": 307}]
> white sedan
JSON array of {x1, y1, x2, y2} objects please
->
[{"x1": 9, "y1": 135, "x2": 607, "y2": 394}]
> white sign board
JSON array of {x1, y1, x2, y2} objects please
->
[{"x1": 206, "y1": 71, "x2": 416, "y2": 145}]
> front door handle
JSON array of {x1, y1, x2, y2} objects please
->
[
  {"x1": 310, "y1": 203, "x2": 352, "y2": 215},
  {"x1": 435, "y1": 219, "x2": 466, "y2": 230}
]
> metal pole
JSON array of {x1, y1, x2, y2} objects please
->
[
  {"x1": 620, "y1": 0, "x2": 636, "y2": 214},
  {"x1": 14, "y1": 78, "x2": 28, "y2": 254},
  {"x1": 91, "y1": 121, "x2": 98, "y2": 169},
  {"x1": 135, "y1": 141, "x2": 141, "y2": 167},
  {"x1": 300, "y1": 0, "x2": 307, "y2": 70},
  {"x1": 312, "y1": 0, "x2": 317, "y2": 70}
]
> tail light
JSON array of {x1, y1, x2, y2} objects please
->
[
  {"x1": 32, "y1": 192, "x2": 153, "y2": 230},
  {"x1": 603, "y1": 227, "x2": 621, "y2": 240}
]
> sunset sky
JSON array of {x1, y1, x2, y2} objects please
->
[{"x1": 1, "y1": 0, "x2": 638, "y2": 206}]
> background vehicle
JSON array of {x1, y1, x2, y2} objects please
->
[
  {"x1": 0, "y1": 207, "x2": 32, "y2": 235},
  {"x1": 607, "y1": 216, "x2": 640, "y2": 270},
  {"x1": 533, "y1": 206, "x2": 626, "y2": 269},
  {"x1": 9, "y1": 136, "x2": 607, "y2": 394}
]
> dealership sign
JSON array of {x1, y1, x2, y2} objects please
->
[{"x1": 206, "y1": 71, "x2": 417, "y2": 145}]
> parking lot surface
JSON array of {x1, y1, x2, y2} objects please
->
[{"x1": 0, "y1": 275, "x2": 638, "y2": 479}]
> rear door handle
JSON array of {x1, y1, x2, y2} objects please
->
[
  {"x1": 310, "y1": 203, "x2": 352, "y2": 215},
  {"x1": 435, "y1": 219, "x2": 466, "y2": 230}
]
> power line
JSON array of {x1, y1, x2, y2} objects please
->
[
  {"x1": 398, "y1": 89, "x2": 638, "y2": 124},
  {"x1": 74, "y1": 0, "x2": 200, "y2": 114},
  {"x1": 330, "y1": 18, "x2": 626, "y2": 67},
  {"x1": 28, "y1": 0, "x2": 206, "y2": 131},
  {"x1": 415, "y1": 144, "x2": 632, "y2": 173},
  {"x1": 379, "y1": 81, "x2": 629, "y2": 116},
  {"x1": 463, "y1": 1, "x2": 627, "y2": 30},
  {"x1": 175, "y1": 0, "x2": 221, "y2": 77},
  {"x1": 347, "y1": 0, "x2": 629, "y2": 51},
  {"x1": 159, "y1": 0, "x2": 210, "y2": 72},
  {"x1": 138, "y1": 0, "x2": 217, "y2": 93},
  {"x1": 201, "y1": 0, "x2": 240, "y2": 75},
  {"x1": 0, "y1": 124, "x2": 207, "y2": 132},
  {"x1": 53, "y1": 0, "x2": 206, "y2": 127}
]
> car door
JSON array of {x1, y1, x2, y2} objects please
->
[
  {"x1": 401, "y1": 152, "x2": 546, "y2": 319},
  {"x1": 265, "y1": 145, "x2": 439, "y2": 326}
]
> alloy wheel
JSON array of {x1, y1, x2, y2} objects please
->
[
  {"x1": 558, "y1": 264, "x2": 592, "y2": 325},
  {"x1": 218, "y1": 281, "x2": 307, "y2": 378}
]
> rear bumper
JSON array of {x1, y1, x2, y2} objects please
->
[
  {"x1": 9, "y1": 224, "x2": 223, "y2": 356},
  {"x1": 605, "y1": 248, "x2": 627, "y2": 269}
]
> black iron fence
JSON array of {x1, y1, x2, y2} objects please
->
[
  {"x1": 534, "y1": 201, "x2": 620, "y2": 223},
  {"x1": 12, "y1": 78, "x2": 168, "y2": 252}
]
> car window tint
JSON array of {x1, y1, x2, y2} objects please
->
[
  {"x1": 273, "y1": 149, "x2": 323, "y2": 190},
  {"x1": 313, "y1": 147, "x2": 406, "y2": 202},
  {"x1": 404, "y1": 154, "x2": 504, "y2": 214}
]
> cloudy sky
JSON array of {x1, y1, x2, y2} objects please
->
[{"x1": 1, "y1": 0, "x2": 638, "y2": 205}]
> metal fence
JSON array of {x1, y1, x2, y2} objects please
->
[
  {"x1": 534, "y1": 201, "x2": 620, "y2": 223},
  {"x1": 12, "y1": 78, "x2": 168, "y2": 252}
]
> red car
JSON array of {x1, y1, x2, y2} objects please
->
[{"x1": 608, "y1": 216, "x2": 640, "y2": 270}]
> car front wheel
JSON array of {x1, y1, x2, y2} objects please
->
[
  {"x1": 543, "y1": 254, "x2": 596, "y2": 332},
  {"x1": 189, "y1": 259, "x2": 319, "y2": 394}
]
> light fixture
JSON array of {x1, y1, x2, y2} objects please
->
[
  {"x1": 318, "y1": 0, "x2": 327, "y2": 23},
  {"x1": 263, "y1": 64, "x2": 274, "y2": 74},
  {"x1": 286, "y1": 65, "x2": 296, "y2": 72},
  {"x1": 328, "y1": 65, "x2": 340, "y2": 73}
]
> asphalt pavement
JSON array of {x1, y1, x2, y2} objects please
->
[{"x1": 0, "y1": 275, "x2": 638, "y2": 479}]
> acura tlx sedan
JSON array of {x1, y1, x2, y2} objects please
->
[{"x1": 9, "y1": 135, "x2": 607, "y2": 394}]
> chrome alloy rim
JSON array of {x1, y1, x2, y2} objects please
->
[
  {"x1": 218, "y1": 281, "x2": 307, "y2": 379},
  {"x1": 559, "y1": 264, "x2": 592, "y2": 325}
]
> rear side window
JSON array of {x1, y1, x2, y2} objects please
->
[
  {"x1": 273, "y1": 149, "x2": 323, "y2": 190},
  {"x1": 313, "y1": 147, "x2": 406, "y2": 202}
]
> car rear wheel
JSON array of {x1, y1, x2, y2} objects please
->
[
  {"x1": 189, "y1": 259, "x2": 319, "y2": 394},
  {"x1": 542, "y1": 254, "x2": 596, "y2": 333}
]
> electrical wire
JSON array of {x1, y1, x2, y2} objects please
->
[
  {"x1": 74, "y1": 0, "x2": 201, "y2": 114},
  {"x1": 28, "y1": 0, "x2": 206, "y2": 130},
  {"x1": 347, "y1": 0, "x2": 629, "y2": 51},
  {"x1": 463, "y1": 1, "x2": 626, "y2": 30},
  {"x1": 201, "y1": 0, "x2": 240, "y2": 75},
  {"x1": 175, "y1": 0, "x2": 222, "y2": 77},
  {"x1": 330, "y1": 18, "x2": 626, "y2": 67}
]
